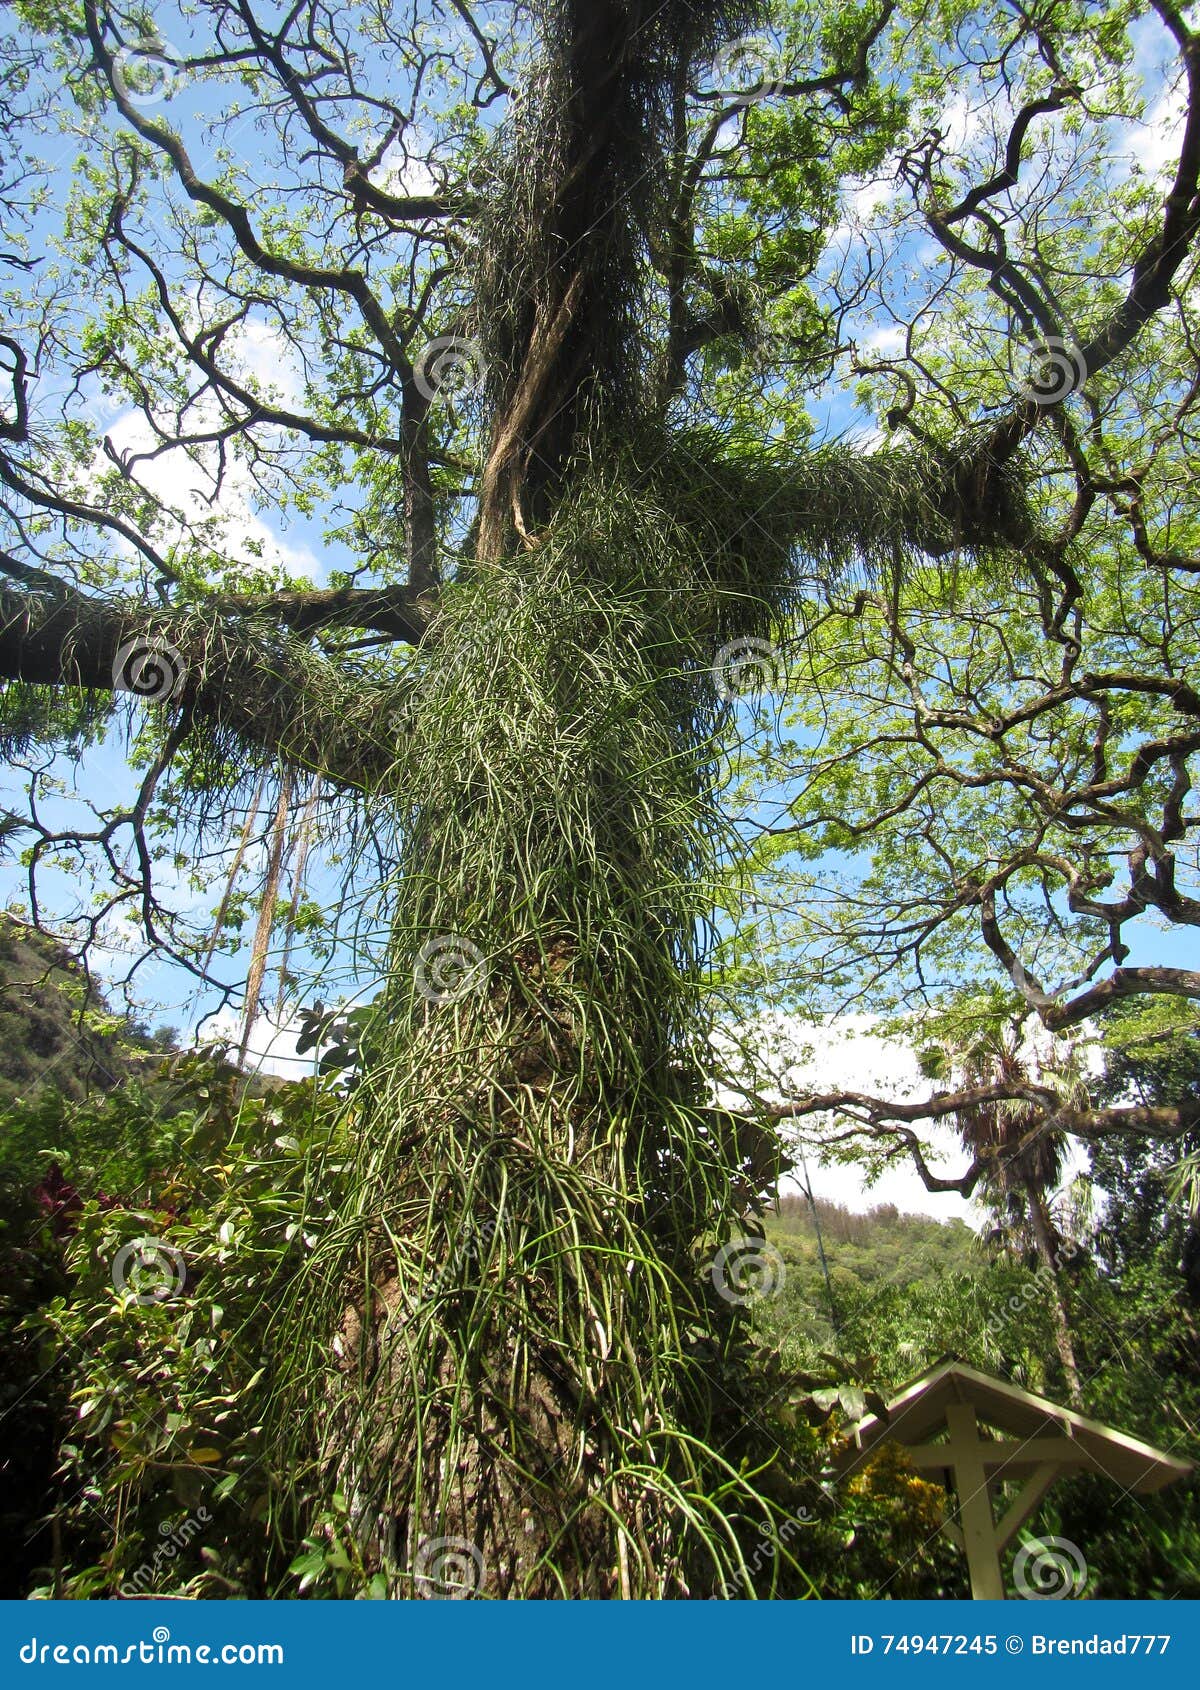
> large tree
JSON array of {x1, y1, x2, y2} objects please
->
[{"x1": 3, "y1": 0, "x2": 1200, "y2": 1596}]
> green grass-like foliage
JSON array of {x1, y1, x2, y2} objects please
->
[{"x1": 269, "y1": 464, "x2": 824, "y2": 1597}]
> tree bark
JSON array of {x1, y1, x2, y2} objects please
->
[{"x1": 1025, "y1": 1180, "x2": 1083, "y2": 1409}]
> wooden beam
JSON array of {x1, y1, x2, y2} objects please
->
[
  {"x1": 944, "y1": 1402, "x2": 1006, "y2": 1600},
  {"x1": 904, "y1": 1437, "x2": 1091, "y2": 1471}
]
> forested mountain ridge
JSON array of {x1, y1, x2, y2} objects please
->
[
  {"x1": 771, "y1": 1193, "x2": 979, "y2": 1279},
  {"x1": 0, "y1": 910, "x2": 177, "y2": 1107}
]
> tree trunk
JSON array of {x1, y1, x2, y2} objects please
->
[
  {"x1": 276, "y1": 496, "x2": 806, "y2": 1598},
  {"x1": 266, "y1": 0, "x2": 810, "y2": 1598},
  {"x1": 1025, "y1": 1180, "x2": 1083, "y2": 1409}
]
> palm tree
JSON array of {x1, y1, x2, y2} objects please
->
[{"x1": 922, "y1": 1016, "x2": 1085, "y2": 1407}]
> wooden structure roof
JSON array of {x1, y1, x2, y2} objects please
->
[
  {"x1": 844, "y1": 1359, "x2": 1193, "y2": 1492},
  {"x1": 834, "y1": 1359, "x2": 1193, "y2": 1598}
]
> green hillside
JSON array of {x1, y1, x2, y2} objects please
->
[
  {"x1": 758, "y1": 1193, "x2": 981, "y2": 1357},
  {"x1": 0, "y1": 910, "x2": 176, "y2": 1107},
  {"x1": 770, "y1": 1192, "x2": 978, "y2": 1280}
]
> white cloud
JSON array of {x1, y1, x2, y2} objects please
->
[
  {"x1": 939, "y1": 95, "x2": 989, "y2": 156},
  {"x1": 230, "y1": 315, "x2": 305, "y2": 413},
  {"x1": 720, "y1": 1013, "x2": 972, "y2": 1220},
  {"x1": 852, "y1": 177, "x2": 898, "y2": 220},
  {"x1": 372, "y1": 135, "x2": 438, "y2": 200},
  {"x1": 827, "y1": 175, "x2": 900, "y2": 253},
  {"x1": 82, "y1": 303, "x2": 322, "y2": 584},
  {"x1": 721, "y1": 1012, "x2": 1093, "y2": 1227},
  {"x1": 99, "y1": 397, "x2": 324, "y2": 586},
  {"x1": 1137, "y1": 75, "x2": 1187, "y2": 178},
  {"x1": 841, "y1": 423, "x2": 886, "y2": 451},
  {"x1": 859, "y1": 322, "x2": 906, "y2": 357},
  {"x1": 204, "y1": 1005, "x2": 314, "y2": 1079}
]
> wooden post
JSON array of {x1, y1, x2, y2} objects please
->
[{"x1": 944, "y1": 1402, "x2": 1005, "y2": 1600}]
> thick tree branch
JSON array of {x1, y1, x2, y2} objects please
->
[
  {"x1": 770, "y1": 1086, "x2": 1200, "y2": 1196},
  {"x1": 0, "y1": 586, "x2": 406, "y2": 787},
  {"x1": 217, "y1": 584, "x2": 429, "y2": 642},
  {"x1": 979, "y1": 887, "x2": 1200, "y2": 1029},
  {"x1": 0, "y1": 334, "x2": 30, "y2": 442}
]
